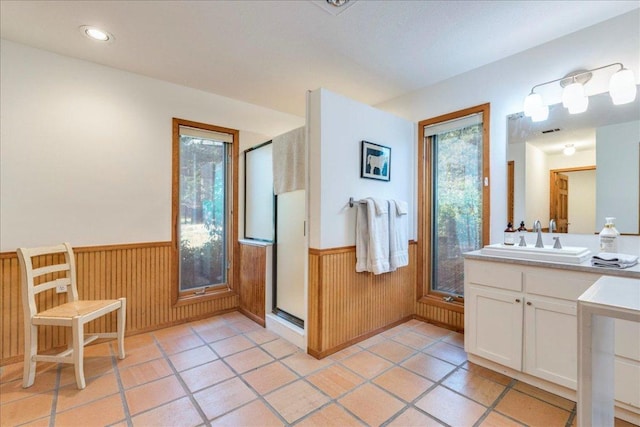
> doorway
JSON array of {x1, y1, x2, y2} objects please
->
[{"x1": 549, "y1": 166, "x2": 596, "y2": 234}]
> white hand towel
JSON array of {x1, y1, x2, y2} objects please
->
[
  {"x1": 389, "y1": 200, "x2": 409, "y2": 270},
  {"x1": 591, "y1": 253, "x2": 639, "y2": 269},
  {"x1": 366, "y1": 198, "x2": 390, "y2": 274},
  {"x1": 272, "y1": 126, "x2": 305, "y2": 195},
  {"x1": 355, "y1": 202, "x2": 369, "y2": 273},
  {"x1": 372, "y1": 198, "x2": 388, "y2": 216}
]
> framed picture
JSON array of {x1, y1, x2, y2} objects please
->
[{"x1": 361, "y1": 140, "x2": 391, "y2": 181}]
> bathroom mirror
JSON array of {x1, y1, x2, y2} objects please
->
[{"x1": 507, "y1": 88, "x2": 640, "y2": 235}]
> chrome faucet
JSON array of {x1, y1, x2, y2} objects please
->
[
  {"x1": 549, "y1": 219, "x2": 557, "y2": 233},
  {"x1": 533, "y1": 220, "x2": 544, "y2": 248}
]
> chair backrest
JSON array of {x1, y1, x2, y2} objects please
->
[{"x1": 17, "y1": 243, "x2": 79, "y2": 318}]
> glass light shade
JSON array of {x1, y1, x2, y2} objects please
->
[
  {"x1": 563, "y1": 144, "x2": 576, "y2": 156},
  {"x1": 609, "y1": 68, "x2": 637, "y2": 105},
  {"x1": 523, "y1": 92, "x2": 543, "y2": 117},
  {"x1": 562, "y1": 82, "x2": 588, "y2": 114},
  {"x1": 531, "y1": 104, "x2": 549, "y2": 122}
]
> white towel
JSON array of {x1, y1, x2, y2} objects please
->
[
  {"x1": 355, "y1": 202, "x2": 369, "y2": 272},
  {"x1": 591, "y1": 253, "x2": 638, "y2": 269},
  {"x1": 272, "y1": 126, "x2": 305, "y2": 195},
  {"x1": 389, "y1": 200, "x2": 409, "y2": 270},
  {"x1": 367, "y1": 198, "x2": 390, "y2": 274}
]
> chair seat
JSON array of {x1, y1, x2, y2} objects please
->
[{"x1": 36, "y1": 300, "x2": 121, "y2": 318}]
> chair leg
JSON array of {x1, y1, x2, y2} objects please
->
[
  {"x1": 22, "y1": 324, "x2": 38, "y2": 388},
  {"x1": 117, "y1": 298, "x2": 126, "y2": 359},
  {"x1": 72, "y1": 317, "x2": 86, "y2": 389}
]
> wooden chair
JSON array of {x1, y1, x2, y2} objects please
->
[{"x1": 17, "y1": 243, "x2": 126, "y2": 389}]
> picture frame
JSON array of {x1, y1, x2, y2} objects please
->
[{"x1": 361, "y1": 140, "x2": 391, "y2": 181}]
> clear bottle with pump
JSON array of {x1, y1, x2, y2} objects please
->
[
  {"x1": 504, "y1": 222, "x2": 516, "y2": 246},
  {"x1": 517, "y1": 221, "x2": 528, "y2": 246},
  {"x1": 599, "y1": 217, "x2": 620, "y2": 253}
]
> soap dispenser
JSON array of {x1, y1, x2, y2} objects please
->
[
  {"x1": 504, "y1": 222, "x2": 516, "y2": 246},
  {"x1": 599, "y1": 217, "x2": 620, "y2": 253}
]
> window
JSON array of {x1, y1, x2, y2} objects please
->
[
  {"x1": 417, "y1": 104, "x2": 490, "y2": 303},
  {"x1": 172, "y1": 118, "x2": 238, "y2": 305}
]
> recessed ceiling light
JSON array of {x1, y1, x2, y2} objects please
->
[{"x1": 79, "y1": 25, "x2": 113, "y2": 42}]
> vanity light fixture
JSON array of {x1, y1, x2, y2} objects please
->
[
  {"x1": 563, "y1": 144, "x2": 576, "y2": 156},
  {"x1": 79, "y1": 25, "x2": 113, "y2": 42},
  {"x1": 523, "y1": 63, "x2": 637, "y2": 121}
]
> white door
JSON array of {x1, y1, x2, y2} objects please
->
[
  {"x1": 467, "y1": 285, "x2": 523, "y2": 370},
  {"x1": 524, "y1": 295, "x2": 577, "y2": 389},
  {"x1": 276, "y1": 189, "x2": 306, "y2": 321}
]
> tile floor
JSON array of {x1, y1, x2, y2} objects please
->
[{"x1": 0, "y1": 312, "x2": 637, "y2": 427}]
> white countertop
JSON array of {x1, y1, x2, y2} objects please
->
[
  {"x1": 464, "y1": 250, "x2": 640, "y2": 279},
  {"x1": 578, "y1": 276, "x2": 640, "y2": 313}
]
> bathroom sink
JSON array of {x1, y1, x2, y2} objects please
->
[{"x1": 481, "y1": 243, "x2": 591, "y2": 264}]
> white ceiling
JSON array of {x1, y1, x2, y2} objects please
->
[{"x1": 1, "y1": 0, "x2": 638, "y2": 117}]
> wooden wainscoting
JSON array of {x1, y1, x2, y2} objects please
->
[
  {"x1": 238, "y1": 242, "x2": 267, "y2": 326},
  {"x1": 414, "y1": 299, "x2": 464, "y2": 332},
  {"x1": 308, "y1": 244, "x2": 416, "y2": 358},
  {"x1": 0, "y1": 242, "x2": 239, "y2": 365}
]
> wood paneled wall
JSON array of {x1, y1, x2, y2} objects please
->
[
  {"x1": 414, "y1": 300, "x2": 464, "y2": 332},
  {"x1": 307, "y1": 244, "x2": 416, "y2": 358},
  {"x1": 238, "y1": 243, "x2": 267, "y2": 326},
  {"x1": 0, "y1": 242, "x2": 239, "y2": 365}
]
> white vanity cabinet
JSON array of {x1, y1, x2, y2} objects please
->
[{"x1": 465, "y1": 257, "x2": 640, "y2": 422}]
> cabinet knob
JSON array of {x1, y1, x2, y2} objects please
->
[
  {"x1": 515, "y1": 298, "x2": 521, "y2": 303},
  {"x1": 526, "y1": 301, "x2": 532, "y2": 306}
]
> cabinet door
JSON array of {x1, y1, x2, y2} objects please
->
[
  {"x1": 524, "y1": 296, "x2": 577, "y2": 389},
  {"x1": 466, "y1": 285, "x2": 523, "y2": 370},
  {"x1": 615, "y1": 319, "x2": 640, "y2": 409}
]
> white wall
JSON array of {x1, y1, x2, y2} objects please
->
[
  {"x1": 565, "y1": 169, "x2": 596, "y2": 234},
  {"x1": 376, "y1": 10, "x2": 640, "y2": 243},
  {"x1": 0, "y1": 40, "x2": 304, "y2": 251},
  {"x1": 596, "y1": 120, "x2": 640, "y2": 234},
  {"x1": 308, "y1": 88, "x2": 415, "y2": 249},
  {"x1": 525, "y1": 144, "x2": 549, "y2": 227}
]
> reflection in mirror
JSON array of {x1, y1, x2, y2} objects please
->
[{"x1": 507, "y1": 87, "x2": 640, "y2": 235}]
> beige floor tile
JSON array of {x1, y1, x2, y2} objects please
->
[
  {"x1": 169, "y1": 345, "x2": 218, "y2": 371},
  {"x1": 116, "y1": 342, "x2": 163, "y2": 369},
  {"x1": 0, "y1": 391, "x2": 54, "y2": 426},
  {"x1": 328, "y1": 346, "x2": 362, "y2": 362},
  {"x1": 83, "y1": 341, "x2": 114, "y2": 357},
  {"x1": 416, "y1": 385, "x2": 487, "y2": 427},
  {"x1": 413, "y1": 322, "x2": 453, "y2": 339},
  {"x1": 281, "y1": 352, "x2": 333, "y2": 376},
  {"x1": 462, "y1": 362, "x2": 513, "y2": 386},
  {"x1": 0, "y1": 361, "x2": 26, "y2": 384},
  {"x1": 244, "y1": 328, "x2": 280, "y2": 345},
  {"x1": 122, "y1": 333, "x2": 156, "y2": 349},
  {"x1": 401, "y1": 353, "x2": 456, "y2": 381},
  {"x1": 210, "y1": 399, "x2": 284, "y2": 426},
  {"x1": 210, "y1": 335, "x2": 256, "y2": 357},
  {"x1": 119, "y1": 358, "x2": 173, "y2": 389},
  {"x1": 265, "y1": 380, "x2": 330, "y2": 424},
  {"x1": 357, "y1": 333, "x2": 387, "y2": 348},
  {"x1": 224, "y1": 347, "x2": 274, "y2": 373},
  {"x1": 56, "y1": 373, "x2": 119, "y2": 412},
  {"x1": 242, "y1": 362, "x2": 299, "y2": 395},
  {"x1": 392, "y1": 331, "x2": 436, "y2": 349},
  {"x1": 125, "y1": 375, "x2": 186, "y2": 415},
  {"x1": 157, "y1": 333, "x2": 204, "y2": 356},
  {"x1": 443, "y1": 331, "x2": 465, "y2": 348},
  {"x1": 152, "y1": 323, "x2": 194, "y2": 341},
  {"x1": 54, "y1": 394, "x2": 125, "y2": 427},
  {"x1": 387, "y1": 407, "x2": 445, "y2": 426},
  {"x1": 228, "y1": 318, "x2": 263, "y2": 333},
  {"x1": 479, "y1": 411, "x2": 525, "y2": 426},
  {"x1": 512, "y1": 381, "x2": 575, "y2": 411},
  {"x1": 338, "y1": 383, "x2": 406, "y2": 426},
  {"x1": 18, "y1": 415, "x2": 51, "y2": 427},
  {"x1": 62, "y1": 354, "x2": 114, "y2": 380},
  {"x1": 296, "y1": 403, "x2": 364, "y2": 426},
  {"x1": 1, "y1": 372, "x2": 57, "y2": 404},
  {"x1": 423, "y1": 341, "x2": 468, "y2": 365},
  {"x1": 180, "y1": 359, "x2": 235, "y2": 392},
  {"x1": 373, "y1": 366, "x2": 434, "y2": 402},
  {"x1": 190, "y1": 316, "x2": 228, "y2": 332},
  {"x1": 367, "y1": 339, "x2": 416, "y2": 363},
  {"x1": 442, "y1": 368, "x2": 506, "y2": 406},
  {"x1": 261, "y1": 338, "x2": 300, "y2": 359},
  {"x1": 220, "y1": 311, "x2": 250, "y2": 323},
  {"x1": 131, "y1": 396, "x2": 203, "y2": 427},
  {"x1": 340, "y1": 351, "x2": 393, "y2": 379},
  {"x1": 193, "y1": 377, "x2": 257, "y2": 421},
  {"x1": 495, "y1": 389, "x2": 571, "y2": 427},
  {"x1": 306, "y1": 364, "x2": 365, "y2": 399},
  {"x1": 197, "y1": 325, "x2": 239, "y2": 343}
]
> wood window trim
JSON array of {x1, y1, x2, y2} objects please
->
[
  {"x1": 171, "y1": 117, "x2": 240, "y2": 307},
  {"x1": 416, "y1": 103, "x2": 491, "y2": 306}
]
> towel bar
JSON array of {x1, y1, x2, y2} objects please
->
[{"x1": 348, "y1": 197, "x2": 367, "y2": 207}]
